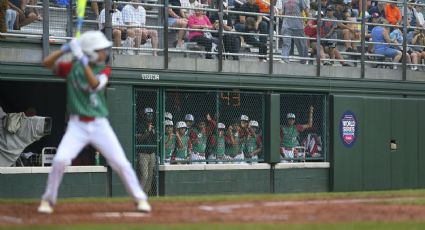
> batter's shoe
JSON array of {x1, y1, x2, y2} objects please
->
[
  {"x1": 37, "y1": 200, "x2": 54, "y2": 214},
  {"x1": 136, "y1": 199, "x2": 152, "y2": 213}
]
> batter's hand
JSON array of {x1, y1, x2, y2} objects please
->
[{"x1": 69, "y1": 38, "x2": 84, "y2": 60}]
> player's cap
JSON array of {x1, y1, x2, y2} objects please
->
[
  {"x1": 414, "y1": 0, "x2": 422, "y2": 5},
  {"x1": 240, "y1": 114, "x2": 249, "y2": 121},
  {"x1": 249, "y1": 120, "x2": 259, "y2": 127},
  {"x1": 176, "y1": 121, "x2": 187, "y2": 129},
  {"x1": 287, "y1": 113, "x2": 296, "y2": 119},
  {"x1": 371, "y1": 12, "x2": 380, "y2": 18},
  {"x1": 144, "y1": 107, "x2": 154, "y2": 114},
  {"x1": 184, "y1": 114, "x2": 194, "y2": 121},
  {"x1": 164, "y1": 120, "x2": 173, "y2": 126},
  {"x1": 326, "y1": 4, "x2": 335, "y2": 11},
  {"x1": 165, "y1": 112, "x2": 173, "y2": 120},
  {"x1": 218, "y1": 123, "x2": 226, "y2": 129}
]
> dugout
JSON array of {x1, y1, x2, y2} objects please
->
[{"x1": 1, "y1": 63, "x2": 425, "y2": 198}]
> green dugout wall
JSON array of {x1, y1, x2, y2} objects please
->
[{"x1": 331, "y1": 96, "x2": 425, "y2": 191}]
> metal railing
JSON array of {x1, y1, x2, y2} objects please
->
[{"x1": 2, "y1": 0, "x2": 425, "y2": 78}]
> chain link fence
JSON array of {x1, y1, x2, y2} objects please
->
[
  {"x1": 280, "y1": 94, "x2": 326, "y2": 162},
  {"x1": 134, "y1": 88, "x2": 159, "y2": 196}
]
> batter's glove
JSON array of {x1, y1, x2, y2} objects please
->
[
  {"x1": 60, "y1": 43, "x2": 71, "y2": 53},
  {"x1": 69, "y1": 38, "x2": 85, "y2": 60}
]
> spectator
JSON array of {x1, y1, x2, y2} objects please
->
[
  {"x1": 402, "y1": 0, "x2": 416, "y2": 28},
  {"x1": 98, "y1": 2, "x2": 131, "y2": 49},
  {"x1": 164, "y1": 120, "x2": 175, "y2": 164},
  {"x1": 187, "y1": 4, "x2": 218, "y2": 59},
  {"x1": 243, "y1": 120, "x2": 262, "y2": 162},
  {"x1": 278, "y1": 0, "x2": 310, "y2": 64},
  {"x1": 384, "y1": 0, "x2": 401, "y2": 25},
  {"x1": 235, "y1": 0, "x2": 268, "y2": 62},
  {"x1": 321, "y1": 5, "x2": 338, "y2": 64},
  {"x1": 190, "y1": 114, "x2": 216, "y2": 164},
  {"x1": 407, "y1": 27, "x2": 424, "y2": 70},
  {"x1": 122, "y1": 0, "x2": 159, "y2": 56},
  {"x1": 413, "y1": 1, "x2": 424, "y2": 28},
  {"x1": 208, "y1": 122, "x2": 227, "y2": 163},
  {"x1": 175, "y1": 121, "x2": 192, "y2": 163},
  {"x1": 389, "y1": 26, "x2": 416, "y2": 70},
  {"x1": 5, "y1": 2, "x2": 16, "y2": 31},
  {"x1": 168, "y1": 0, "x2": 189, "y2": 48},
  {"x1": 371, "y1": 18, "x2": 402, "y2": 69},
  {"x1": 368, "y1": 0, "x2": 385, "y2": 19},
  {"x1": 366, "y1": 12, "x2": 381, "y2": 53},
  {"x1": 91, "y1": 1, "x2": 100, "y2": 19},
  {"x1": 8, "y1": 0, "x2": 37, "y2": 30},
  {"x1": 280, "y1": 106, "x2": 313, "y2": 162},
  {"x1": 342, "y1": 8, "x2": 360, "y2": 52},
  {"x1": 181, "y1": 0, "x2": 199, "y2": 18},
  {"x1": 136, "y1": 107, "x2": 156, "y2": 194},
  {"x1": 209, "y1": 0, "x2": 241, "y2": 60},
  {"x1": 305, "y1": 10, "x2": 351, "y2": 66}
]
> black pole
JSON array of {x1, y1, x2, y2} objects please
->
[
  {"x1": 67, "y1": 0, "x2": 73, "y2": 37},
  {"x1": 164, "y1": 0, "x2": 169, "y2": 69},
  {"x1": 218, "y1": 0, "x2": 224, "y2": 72},
  {"x1": 42, "y1": 0, "x2": 50, "y2": 59},
  {"x1": 316, "y1": 1, "x2": 322, "y2": 76},
  {"x1": 105, "y1": 0, "x2": 112, "y2": 65},
  {"x1": 360, "y1": 0, "x2": 366, "y2": 78},
  {"x1": 268, "y1": 0, "x2": 275, "y2": 75},
  {"x1": 402, "y1": 0, "x2": 408, "y2": 80}
]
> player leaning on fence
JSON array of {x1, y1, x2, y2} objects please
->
[
  {"x1": 280, "y1": 106, "x2": 314, "y2": 162},
  {"x1": 37, "y1": 31, "x2": 151, "y2": 214}
]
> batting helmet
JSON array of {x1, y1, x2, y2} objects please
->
[
  {"x1": 286, "y1": 113, "x2": 296, "y2": 119},
  {"x1": 217, "y1": 123, "x2": 226, "y2": 129},
  {"x1": 249, "y1": 120, "x2": 259, "y2": 127},
  {"x1": 165, "y1": 112, "x2": 173, "y2": 120},
  {"x1": 79, "y1": 30, "x2": 112, "y2": 62},
  {"x1": 184, "y1": 114, "x2": 194, "y2": 121},
  {"x1": 164, "y1": 120, "x2": 173, "y2": 126},
  {"x1": 176, "y1": 121, "x2": 187, "y2": 129},
  {"x1": 240, "y1": 114, "x2": 249, "y2": 121}
]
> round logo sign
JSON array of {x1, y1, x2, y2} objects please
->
[{"x1": 340, "y1": 111, "x2": 357, "y2": 147}]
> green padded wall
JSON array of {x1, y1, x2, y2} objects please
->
[
  {"x1": 363, "y1": 98, "x2": 391, "y2": 190},
  {"x1": 331, "y1": 96, "x2": 364, "y2": 191},
  {"x1": 106, "y1": 84, "x2": 133, "y2": 197}
]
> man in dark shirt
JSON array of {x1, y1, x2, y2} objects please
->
[
  {"x1": 168, "y1": 0, "x2": 188, "y2": 48},
  {"x1": 234, "y1": 0, "x2": 268, "y2": 61},
  {"x1": 136, "y1": 107, "x2": 157, "y2": 195}
]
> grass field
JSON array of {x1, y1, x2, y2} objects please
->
[{"x1": 1, "y1": 190, "x2": 425, "y2": 229}]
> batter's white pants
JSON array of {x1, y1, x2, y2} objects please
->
[{"x1": 41, "y1": 116, "x2": 147, "y2": 204}]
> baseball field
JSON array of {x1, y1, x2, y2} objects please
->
[{"x1": 1, "y1": 189, "x2": 425, "y2": 229}]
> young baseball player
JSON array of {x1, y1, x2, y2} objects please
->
[
  {"x1": 208, "y1": 122, "x2": 227, "y2": 163},
  {"x1": 175, "y1": 121, "x2": 192, "y2": 163},
  {"x1": 243, "y1": 120, "x2": 262, "y2": 162},
  {"x1": 225, "y1": 120, "x2": 245, "y2": 163},
  {"x1": 37, "y1": 30, "x2": 151, "y2": 214},
  {"x1": 164, "y1": 119, "x2": 175, "y2": 164},
  {"x1": 189, "y1": 113, "x2": 216, "y2": 164},
  {"x1": 280, "y1": 106, "x2": 314, "y2": 162}
]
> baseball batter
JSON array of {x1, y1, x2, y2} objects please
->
[{"x1": 37, "y1": 31, "x2": 151, "y2": 214}]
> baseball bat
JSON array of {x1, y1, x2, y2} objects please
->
[{"x1": 75, "y1": 0, "x2": 88, "y2": 38}]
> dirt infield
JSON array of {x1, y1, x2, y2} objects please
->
[{"x1": 1, "y1": 196, "x2": 425, "y2": 226}]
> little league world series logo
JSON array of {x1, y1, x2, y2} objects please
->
[{"x1": 340, "y1": 111, "x2": 357, "y2": 147}]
